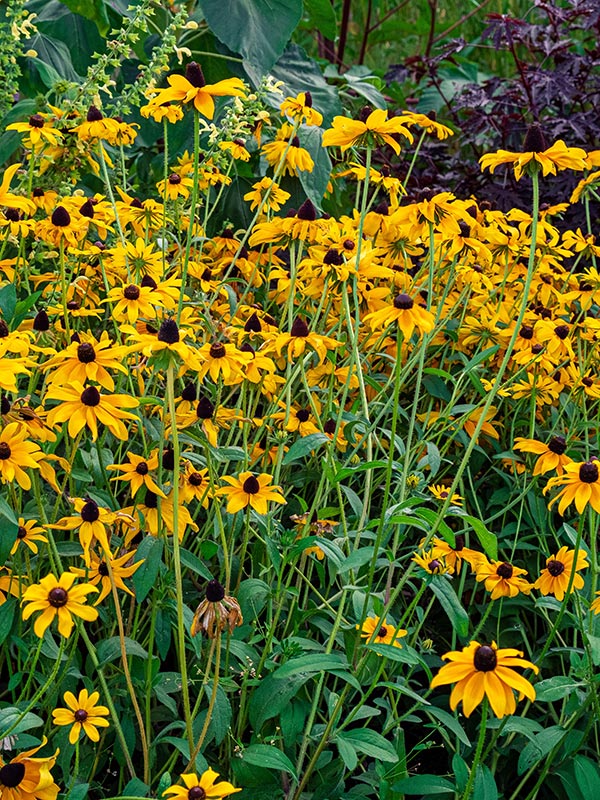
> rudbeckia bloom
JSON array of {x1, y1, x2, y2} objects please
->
[
  {"x1": 148, "y1": 61, "x2": 245, "y2": 118},
  {"x1": 107, "y1": 451, "x2": 166, "y2": 498},
  {"x1": 10, "y1": 518, "x2": 48, "y2": 555},
  {"x1": 45, "y1": 382, "x2": 139, "y2": 442},
  {"x1": 52, "y1": 689, "x2": 110, "y2": 743},
  {"x1": 280, "y1": 91, "x2": 323, "y2": 126},
  {"x1": 479, "y1": 123, "x2": 587, "y2": 181},
  {"x1": 217, "y1": 472, "x2": 285, "y2": 514},
  {"x1": 322, "y1": 109, "x2": 414, "y2": 155},
  {"x1": 474, "y1": 559, "x2": 532, "y2": 599},
  {"x1": 358, "y1": 615, "x2": 407, "y2": 648},
  {"x1": 70, "y1": 546, "x2": 142, "y2": 604},
  {"x1": 0, "y1": 422, "x2": 44, "y2": 490},
  {"x1": 0, "y1": 738, "x2": 59, "y2": 800},
  {"x1": 544, "y1": 459, "x2": 600, "y2": 514},
  {"x1": 534, "y1": 546, "x2": 588, "y2": 601},
  {"x1": 21, "y1": 572, "x2": 98, "y2": 638},
  {"x1": 364, "y1": 293, "x2": 435, "y2": 339},
  {"x1": 430, "y1": 640, "x2": 538, "y2": 718},
  {"x1": 0, "y1": 162, "x2": 36, "y2": 214},
  {"x1": 162, "y1": 768, "x2": 241, "y2": 799},
  {"x1": 412, "y1": 549, "x2": 453, "y2": 574},
  {"x1": 513, "y1": 435, "x2": 572, "y2": 476},
  {"x1": 243, "y1": 177, "x2": 290, "y2": 212}
]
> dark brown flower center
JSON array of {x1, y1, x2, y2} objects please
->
[
  {"x1": 554, "y1": 324, "x2": 569, "y2": 340},
  {"x1": 377, "y1": 626, "x2": 388, "y2": 637},
  {"x1": 0, "y1": 762, "x2": 26, "y2": 787},
  {"x1": 168, "y1": 173, "x2": 182, "y2": 184},
  {"x1": 51, "y1": 205, "x2": 71, "y2": 227},
  {"x1": 296, "y1": 409, "x2": 310, "y2": 422},
  {"x1": 429, "y1": 559, "x2": 442, "y2": 572},
  {"x1": 185, "y1": 62, "x2": 206, "y2": 88},
  {"x1": 579, "y1": 461, "x2": 599, "y2": 483},
  {"x1": 157, "y1": 319, "x2": 180, "y2": 344},
  {"x1": 394, "y1": 293, "x2": 414, "y2": 310},
  {"x1": 519, "y1": 324, "x2": 534, "y2": 339},
  {"x1": 29, "y1": 114, "x2": 45, "y2": 128},
  {"x1": 523, "y1": 123, "x2": 547, "y2": 153},
  {"x1": 496, "y1": 562, "x2": 513, "y2": 579},
  {"x1": 81, "y1": 386, "x2": 101, "y2": 407},
  {"x1": 297, "y1": 198, "x2": 317, "y2": 220},
  {"x1": 244, "y1": 312, "x2": 261, "y2": 332},
  {"x1": 74, "y1": 708, "x2": 88, "y2": 722},
  {"x1": 206, "y1": 579, "x2": 226, "y2": 602},
  {"x1": 144, "y1": 489, "x2": 158, "y2": 509},
  {"x1": 242, "y1": 475, "x2": 260, "y2": 494},
  {"x1": 196, "y1": 396, "x2": 214, "y2": 419},
  {"x1": 324, "y1": 248, "x2": 343, "y2": 265},
  {"x1": 188, "y1": 787, "x2": 206, "y2": 800},
  {"x1": 79, "y1": 199, "x2": 94, "y2": 218},
  {"x1": 548, "y1": 436, "x2": 566, "y2": 455},
  {"x1": 209, "y1": 342, "x2": 226, "y2": 359},
  {"x1": 547, "y1": 559, "x2": 565, "y2": 577},
  {"x1": 49, "y1": 587, "x2": 68, "y2": 607},
  {"x1": 473, "y1": 644, "x2": 497, "y2": 672},
  {"x1": 17, "y1": 525, "x2": 27, "y2": 539},
  {"x1": 123, "y1": 284, "x2": 140, "y2": 300},
  {"x1": 33, "y1": 309, "x2": 50, "y2": 331},
  {"x1": 81, "y1": 500, "x2": 100, "y2": 522},
  {"x1": 0, "y1": 442, "x2": 11, "y2": 460},
  {"x1": 290, "y1": 317, "x2": 309, "y2": 337},
  {"x1": 87, "y1": 105, "x2": 104, "y2": 121},
  {"x1": 98, "y1": 561, "x2": 109, "y2": 577},
  {"x1": 135, "y1": 461, "x2": 149, "y2": 475},
  {"x1": 77, "y1": 343, "x2": 96, "y2": 363},
  {"x1": 189, "y1": 472, "x2": 204, "y2": 486}
]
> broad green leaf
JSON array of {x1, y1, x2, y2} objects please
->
[
  {"x1": 428, "y1": 576, "x2": 469, "y2": 638},
  {"x1": 425, "y1": 706, "x2": 471, "y2": 747},
  {"x1": 97, "y1": 636, "x2": 149, "y2": 664},
  {"x1": 132, "y1": 536, "x2": 163, "y2": 602},
  {"x1": 282, "y1": 433, "x2": 330, "y2": 464},
  {"x1": 0, "y1": 598, "x2": 16, "y2": 646},
  {"x1": 238, "y1": 579, "x2": 271, "y2": 620},
  {"x1": 0, "y1": 495, "x2": 18, "y2": 566},
  {"x1": 272, "y1": 653, "x2": 348, "y2": 679},
  {"x1": 199, "y1": 0, "x2": 302, "y2": 74},
  {"x1": 517, "y1": 726, "x2": 565, "y2": 775},
  {"x1": 298, "y1": 125, "x2": 332, "y2": 211},
  {"x1": 0, "y1": 708, "x2": 44, "y2": 738},
  {"x1": 452, "y1": 754, "x2": 469, "y2": 794},
  {"x1": 26, "y1": 32, "x2": 81, "y2": 82},
  {"x1": 249, "y1": 673, "x2": 309, "y2": 730},
  {"x1": 336, "y1": 735, "x2": 358, "y2": 771},
  {"x1": 179, "y1": 547, "x2": 212, "y2": 580},
  {"x1": 574, "y1": 756, "x2": 600, "y2": 796},
  {"x1": 447, "y1": 509, "x2": 498, "y2": 560},
  {"x1": 56, "y1": 0, "x2": 110, "y2": 35},
  {"x1": 337, "y1": 729, "x2": 398, "y2": 763},
  {"x1": 241, "y1": 744, "x2": 298, "y2": 779},
  {"x1": 534, "y1": 676, "x2": 585, "y2": 702},
  {"x1": 303, "y1": 0, "x2": 337, "y2": 39},
  {"x1": 0, "y1": 284, "x2": 17, "y2": 323},
  {"x1": 392, "y1": 775, "x2": 455, "y2": 794},
  {"x1": 473, "y1": 765, "x2": 498, "y2": 800}
]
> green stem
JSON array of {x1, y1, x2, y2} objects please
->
[{"x1": 461, "y1": 699, "x2": 488, "y2": 800}]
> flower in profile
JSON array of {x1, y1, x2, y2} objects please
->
[
  {"x1": 162, "y1": 768, "x2": 241, "y2": 799},
  {"x1": 474, "y1": 559, "x2": 532, "y2": 600},
  {"x1": 0, "y1": 566, "x2": 22, "y2": 604},
  {"x1": 148, "y1": 62, "x2": 245, "y2": 118},
  {"x1": 513, "y1": 435, "x2": 572, "y2": 476},
  {"x1": 10, "y1": 518, "x2": 48, "y2": 555},
  {"x1": 52, "y1": 689, "x2": 110, "y2": 743},
  {"x1": 191, "y1": 580, "x2": 243, "y2": 638},
  {"x1": 428, "y1": 484, "x2": 463, "y2": 505},
  {"x1": 412, "y1": 549, "x2": 452, "y2": 575},
  {"x1": 0, "y1": 163, "x2": 36, "y2": 214},
  {"x1": 0, "y1": 422, "x2": 44, "y2": 490},
  {"x1": 418, "y1": 535, "x2": 482, "y2": 574},
  {"x1": 534, "y1": 546, "x2": 588, "y2": 601},
  {"x1": 479, "y1": 123, "x2": 587, "y2": 181},
  {"x1": 21, "y1": 572, "x2": 98, "y2": 638},
  {"x1": 544, "y1": 459, "x2": 600, "y2": 514},
  {"x1": 262, "y1": 123, "x2": 315, "y2": 176},
  {"x1": 280, "y1": 91, "x2": 323, "y2": 126},
  {"x1": 322, "y1": 109, "x2": 414, "y2": 155},
  {"x1": 0, "y1": 738, "x2": 59, "y2": 800},
  {"x1": 243, "y1": 177, "x2": 290, "y2": 212},
  {"x1": 358, "y1": 615, "x2": 407, "y2": 649},
  {"x1": 590, "y1": 592, "x2": 600, "y2": 615},
  {"x1": 430, "y1": 640, "x2": 538, "y2": 718},
  {"x1": 217, "y1": 472, "x2": 285, "y2": 514}
]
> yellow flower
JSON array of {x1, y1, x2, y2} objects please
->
[
  {"x1": 262, "y1": 123, "x2": 315, "y2": 176},
  {"x1": 21, "y1": 572, "x2": 98, "y2": 638},
  {"x1": 0, "y1": 738, "x2": 60, "y2": 800},
  {"x1": 474, "y1": 559, "x2": 532, "y2": 600},
  {"x1": 0, "y1": 422, "x2": 43, "y2": 490},
  {"x1": 322, "y1": 109, "x2": 414, "y2": 155},
  {"x1": 52, "y1": 689, "x2": 110, "y2": 744},
  {"x1": 428, "y1": 484, "x2": 463, "y2": 505},
  {"x1": 217, "y1": 472, "x2": 286, "y2": 514},
  {"x1": 107, "y1": 451, "x2": 166, "y2": 498},
  {"x1": 544, "y1": 459, "x2": 600, "y2": 515},
  {"x1": 148, "y1": 62, "x2": 245, "y2": 118},
  {"x1": 10, "y1": 518, "x2": 48, "y2": 555},
  {"x1": 533, "y1": 546, "x2": 588, "y2": 601},
  {"x1": 243, "y1": 177, "x2": 290, "y2": 212},
  {"x1": 358, "y1": 615, "x2": 407, "y2": 649},
  {"x1": 412, "y1": 549, "x2": 453, "y2": 574},
  {"x1": 7, "y1": 113, "x2": 63, "y2": 147},
  {"x1": 479, "y1": 124, "x2": 587, "y2": 181},
  {"x1": 280, "y1": 91, "x2": 323, "y2": 126},
  {"x1": 513, "y1": 436, "x2": 572, "y2": 476},
  {"x1": 70, "y1": 547, "x2": 142, "y2": 604},
  {"x1": 430, "y1": 640, "x2": 538, "y2": 718},
  {"x1": 162, "y1": 768, "x2": 241, "y2": 799},
  {"x1": 364, "y1": 293, "x2": 435, "y2": 339},
  {"x1": 45, "y1": 382, "x2": 139, "y2": 442},
  {"x1": 0, "y1": 162, "x2": 36, "y2": 214}
]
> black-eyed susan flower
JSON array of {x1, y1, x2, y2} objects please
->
[
  {"x1": 474, "y1": 559, "x2": 532, "y2": 600},
  {"x1": 52, "y1": 688, "x2": 110, "y2": 743},
  {"x1": 130, "y1": 489, "x2": 198, "y2": 541},
  {"x1": 418, "y1": 535, "x2": 482, "y2": 573},
  {"x1": 0, "y1": 738, "x2": 59, "y2": 800},
  {"x1": 589, "y1": 592, "x2": 600, "y2": 615},
  {"x1": 197, "y1": 341, "x2": 252, "y2": 385},
  {"x1": 10, "y1": 518, "x2": 48, "y2": 556},
  {"x1": 45, "y1": 382, "x2": 139, "y2": 442},
  {"x1": 7, "y1": 113, "x2": 63, "y2": 148},
  {"x1": 513, "y1": 435, "x2": 572, "y2": 476},
  {"x1": 322, "y1": 109, "x2": 414, "y2": 155},
  {"x1": 273, "y1": 317, "x2": 341, "y2": 364},
  {"x1": 162, "y1": 768, "x2": 241, "y2": 799},
  {"x1": 243, "y1": 177, "x2": 290, "y2": 212},
  {"x1": 180, "y1": 461, "x2": 211, "y2": 506},
  {"x1": 364, "y1": 293, "x2": 435, "y2": 339},
  {"x1": 0, "y1": 566, "x2": 22, "y2": 604},
  {"x1": 49, "y1": 497, "x2": 123, "y2": 565},
  {"x1": 262, "y1": 123, "x2": 315, "y2": 176},
  {"x1": 0, "y1": 163, "x2": 36, "y2": 215},
  {"x1": 157, "y1": 171, "x2": 194, "y2": 201},
  {"x1": 35, "y1": 205, "x2": 87, "y2": 248},
  {"x1": 479, "y1": 123, "x2": 587, "y2": 181},
  {"x1": 70, "y1": 547, "x2": 142, "y2": 604},
  {"x1": 147, "y1": 61, "x2": 245, "y2": 118},
  {"x1": 430, "y1": 640, "x2": 538, "y2": 718},
  {"x1": 104, "y1": 282, "x2": 161, "y2": 323},
  {"x1": 0, "y1": 422, "x2": 44, "y2": 490},
  {"x1": 191, "y1": 580, "x2": 243, "y2": 639},
  {"x1": 533, "y1": 546, "x2": 588, "y2": 601},
  {"x1": 42, "y1": 332, "x2": 128, "y2": 391},
  {"x1": 412, "y1": 549, "x2": 453, "y2": 574},
  {"x1": 280, "y1": 91, "x2": 323, "y2": 127},
  {"x1": 217, "y1": 472, "x2": 285, "y2": 515},
  {"x1": 358, "y1": 615, "x2": 407, "y2": 649},
  {"x1": 428, "y1": 484, "x2": 463, "y2": 505},
  {"x1": 544, "y1": 459, "x2": 600, "y2": 515},
  {"x1": 21, "y1": 572, "x2": 98, "y2": 638},
  {"x1": 107, "y1": 451, "x2": 166, "y2": 499}
]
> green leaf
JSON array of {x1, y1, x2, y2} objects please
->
[
  {"x1": 428, "y1": 577, "x2": 469, "y2": 638},
  {"x1": 473, "y1": 765, "x2": 498, "y2": 800},
  {"x1": 132, "y1": 536, "x2": 163, "y2": 602},
  {"x1": 534, "y1": 676, "x2": 585, "y2": 702},
  {"x1": 337, "y1": 729, "x2": 398, "y2": 763},
  {"x1": 0, "y1": 284, "x2": 17, "y2": 323},
  {"x1": 343, "y1": 68, "x2": 387, "y2": 109},
  {"x1": 518, "y1": 726, "x2": 565, "y2": 775},
  {"x1": 238, "y1": 578, "x2": 271, "y2": 620},
  {"x1": 56, "y1": 0, "x2": 110, "y2": 36},
  {"x1": 179, "y1": 547, "x2": 212, "y2": 580},
  {"x1": 249, "y1": 672, "x2": 309, "y2": 730},
  {"x1": 336, "y1": 734, "x2": 358, "y2": 771},
  {"x1": 199, "y1": 0, "x2": 302, "y2": 74},
  {"x1": 0, "y1": 597, "x2": 16, "y2": 645},
  {"x1": 272, "y1": 653, "x2": 348, "y2": 679},
  {"x1": 447, "y1": 509, "x2": 498, "y2": 560},
  {"x1": 97, "y1": 636, "x2": 149, "y2": 664},
  {"x1": 282, "y1": 433, "x2": 330, "y2": 464},
  {"x1": 242, "y1": 744, "x2": 298, "y2": 780},
  {"x1": 392, "y1": 775, "x2": 455, "y2": 794},
  {"x1": 0, "y1": 496, "x2": 18, "y2": 566},
  {"x1": 298, "y1": 126, "x2": 332, "y2": 211},
  {"x1": 0, "y1": 708, "x2": 44, "y2": 738},
  {"x1": 574, "y1": 756, "x2": 600, "y2": 796},
  {"x1": 26, "y1": 32, "x2": 81, "y2": 82},
  {"x1": 425, "y1": 707, "x2": 471, "y2": 747},
  {"x1": 303, "y1": 0, "x2": 337, "y2": 38},
  {"x1": 452, "y1": 754, "x2": 469, "y2": 794}
]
